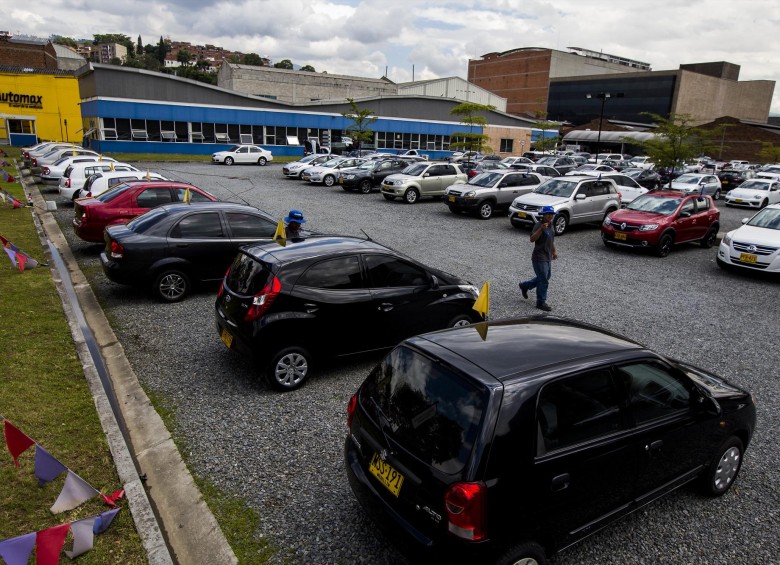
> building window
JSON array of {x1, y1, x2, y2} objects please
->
[{"x1": 500, "y1": 139, "x2": 513, "y2": 153}]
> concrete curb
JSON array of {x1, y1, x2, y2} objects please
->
[{"x1": 21, "y1": 167, "x2": 237, "y2": 565}]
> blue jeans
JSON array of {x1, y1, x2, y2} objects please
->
[{"x1": 521, "y1": 261, "x2": 552, "y2": 306}]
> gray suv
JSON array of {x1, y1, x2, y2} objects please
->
[
  {"x1": 381, "y1": 162, "x2": 466, "y2": 203},
  {"x1": 508, "y1": 176, "x2": 621, "y2": 234},
  {"x1": 444, "y1": 170, "x2": 546, "y2": 219}
]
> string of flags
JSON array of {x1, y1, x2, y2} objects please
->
[
  {"x1": 1, "y1": 169, "x2": 17, "y2": 183},
  {"x1": 472, "y1": 281, "x2": 490, "y2": 340},
  {"x1": 1, "y1": 235, "x2": 45, "y2": 272},
  {"x1": 0, "y1": 187, "x2": 25, "y2": 209}
]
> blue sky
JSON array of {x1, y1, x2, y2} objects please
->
[{"x1": 8, "y1": 0, "x2": 779, "y2": 114}]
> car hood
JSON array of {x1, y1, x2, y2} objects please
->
[
  {"x1": 212, "y1": 151, "x2": 231, "y2": 157},
  {"x1": 384, "y1": 173, "x2": 419, "y2": 182},
  {"x1": 670, "y1": 180, "x2": 702, "y2": 191},
  {"x1": 514, "y1": 193, "x2": 570, "y2": 206},
  {"x1": 609, "y1": 209, "x2": 668, "y2": 223},
  {"x1": 727, "y1": 188, "x2": 769, "y2": 199},
  {"x1": 727, "y1": 224, "x2": 780, "y2": 247}
]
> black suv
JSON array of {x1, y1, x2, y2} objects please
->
[
  {"x1": 214, "y1": 236, "x2": 480, "y2": 390},
  {"x1": 345, "y1": 317, "x2": 755, "y2": 564},
  {"x1": 338, "y1": 158, "x2": 411, "y2": 194}
]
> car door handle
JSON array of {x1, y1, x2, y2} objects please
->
[
  {"x1": 378, "y1": 303, "x2": 394, "y2": 312},
  {"x1": 551, "y1": 473, "x2": 570, "y2": 492},
  {"x1": 176, "y1": 243, "x2": 189, "y2": 247},
  {"x1": 645, "y1": 440, "x2": 663, "y2": 452},
  {"x1": 303, "y1": 303, "x2": 319, "y2": 314}
]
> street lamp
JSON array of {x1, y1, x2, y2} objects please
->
[{"x1": 585, "y1": 92, "x2": 623, "y2": 163}]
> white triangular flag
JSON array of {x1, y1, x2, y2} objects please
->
[
  {"x1": 64, "y1": 516, "x2": 97, "y2": 558},
  {"x1": 50, "y1": 470, "x2": 99, "y2": 513}
]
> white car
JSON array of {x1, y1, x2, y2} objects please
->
[
  {"x1": 717, "y1": 204, "x2": 780, "y2": 273},
  {"x1": 567, "y1": 164, "x2": 615, "y2": 175},
  {"x1": 34, "y1": 147, "x2": 97, "y2": 168},
  {"x1": 282, "y1": 154, "x2": 331, "y2": 178},
  {"x1": 755, "y1": 165, "x2": 780, "y2": 181},
  {"x1": 669, "y1": 173, "x2": 723, "y2": 199},
  {"x1": 59, "y1": 162, "x2": 138, "y2": 200},
  {"x1": 211, "y1": 144, "x2": 273, "y2": 166},
  {"x1": 724, "y1": 179, "x2": 780, "y2": 209},
  {"x1": 27, "y1": 143, "x2": 82, "y2": 161},
  {"x1": 302, "y1": 157, "x2": 366, "y2": 186},
  {"x1": 79, "y1": 171, "x2": 168, "y2": 199},
  {"x1": 40, "y1": 155, "x2": 114, "y2": 183},
  {"x1": 581, "y1": 171, "x2": 648, "y2": 204},
  {"x1": 501, "y1": 156, "x2": 534, "y2": 167},
  {"x1": 629, "y1": 156, "x2": 654, "y2": 169}
]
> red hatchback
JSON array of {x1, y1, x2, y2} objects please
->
[
  {"x1": 601, "y1": 191, "x2": 720, "y2": 257},
  {"x1": 73, "y1": 180, "x2": 218, "y2": 243}
]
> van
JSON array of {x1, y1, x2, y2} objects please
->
[
  {"x1": 78, "y1": 170, "x2": 168, "y2": 199},
  {"x1": 59, "y1": 162, "x2": 139, "y2": 201}
]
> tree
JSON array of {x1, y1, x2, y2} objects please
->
[
  {"x1": 157, "y1": 36, "x2": 169, "y2": 65},
  {"x1": 196, "y1": 59, "x2": 211, "y2": 71},
  {"x1": 242, "y1": 53, "x2": 264, "y2": 66},
  {"x1": 530, "y1": 108, "x2": 560, "y2": 154},
  {"x1": 93, "y1": 33, "x2": 134, "y2": 57},
  {"x1": 274, "y1": 59, "x2": 294, "y2": 70},
  {"x1": 341, "y1": 98, "x2": 378, "y2": 151},
  {"x1": 757, "y1": 142, "x2": 780, "y2": 164},
  {"x1": 137, "y1": 35, "x2": 143, "y2": 56},
  {"x1": 300, "y1": 64, "x2": 316, "y2": 72},
  {"x1": 177, "y1": 49, "x2": 193, "y2": 67},
  {"x1": 109, "y1": 57, "x2": 122, "y2": 66},
  {"x1": 448, "y1": 102, "x2": 495, "y2": 163},
  {"x1": 52, "y1": 36, "x2": 78, "y2": 48}
]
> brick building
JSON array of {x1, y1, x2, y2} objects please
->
[{"x1": 0, "y1": 35, "x2": 58, "y2": 70}]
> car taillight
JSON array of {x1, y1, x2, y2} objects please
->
[
  {"x1": 65, "y1": 178, "x2": 71, "y2": 188},
  {"x1": 216, "y1": 266, "x2": 231, "y2": 299},
  {"x1": 32, "y1": 159, "x2": 38, "y2": 167},
  {"x1": 346, "y1": 393, "x2": 358, "y2": 428},
  {"x1": 43, "y1": 167, "x2": 50, "y2": 175},
  {"x1": 444, "y1": 482, "x2": 487, "y2": 541},
  {"x1": 244, "y1": 275, "x2": 281, "y2": 322},
  {"x1": 110, "y1": 241, "x2": 124, "y2": 259}
]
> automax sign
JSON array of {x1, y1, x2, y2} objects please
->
[{"x1": 0, "y1": 91, "x2": 43, "y2": 109}]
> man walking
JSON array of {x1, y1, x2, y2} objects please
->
[{"x1": 519, "y1": 205, "x2": 558, "y2": 311}]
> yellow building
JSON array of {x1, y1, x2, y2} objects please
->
[{"x1": 0, "y1": 69, "x2": 82, "y2": 145}]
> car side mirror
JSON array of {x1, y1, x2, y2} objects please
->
[
  {"x1": 696, "y1": 393, "x2": 722, "y2": 417},
  {"x1": 575, "y1": 193, "x2": 586, "y2": 200},
  {"x1": 679, "y1": 211, "x2": 692, "y2": 218},
  {"x1": 741, "y1": 218, "x2": 749, "y2": 224},
  {"x1": 498, "y1": 183, "x2": 507, "y2": 188},
  {"x1": 430, "y1": 274, "x2": 439, "y2": 289},
  {"x1": 423, "y1": 173, "x2": 430, "y2": 177}
]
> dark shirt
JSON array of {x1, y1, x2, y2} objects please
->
[
  {"x1": 531, "y1": 221, "x2": 554, "y2": 262},
  {"x1": 285, "y1": 224, "x2": 302, "y2": 239}
]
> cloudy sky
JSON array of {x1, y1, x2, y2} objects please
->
[{"x1": 8, "y1": 0, "x2": 780, "y2": 114}]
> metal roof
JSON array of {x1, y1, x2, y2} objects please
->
[{"x1": 563, "y1": 130, "x2": 658, "y2": 143}]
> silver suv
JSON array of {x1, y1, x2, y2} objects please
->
[
  {"x1": 381, "y1": 162, "x2": 466, "y2": 203},
  {"x1": 444, "y1": 170, "x2": 546, "y2": 219},
  {"x1": 508, "y1": 175, "x2": 621, "y2": 234}
]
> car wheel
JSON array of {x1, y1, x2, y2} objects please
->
[
  {"x1": 257, "y1": 157, "x2": 267, "y2": 166},
  {"x1": 700, "y1": 436, "x2": 743, "y2": 496},
  {"x1": 404, "y1": 188, "x2": 419, "y2": 204},
  {"x1": 324, "y1": 175, "x2": 335, "y2": 187},
  {"x1": 383, "y1": 194, "x2": 395, "y2": 201},
  {"x1": 553, "y1": 213, "x2": 568, "y2": 235},
  {"x1": 266, "y1": 346, "x2": 311, "y2": 391},
  {"x1": 655, "y1": 233, "x2": 673, "y2": 257},
  {"x1": 713, "y1": 189, "x2": 721, "y2": 200},
  {"x1": 224, "y1": 157, "x2": 234, "y2": 166},
  {"x1": 448, "y1": 314, "x2": 474, "y2": 327},
  {"x1": 478, "y1": 201, "x2": 494, "y2": 219},
  {"x1": 761, "y1": 198, "x2": 769, "y2": 209},
  {"x1": 700, "y1": 227, "x2": 718, "y2": 248},
  {"x1": 154, "y1": 269, "x2": 190, "y2": 302},
  {"x1": 359, "y1": 180, "x2": 372, "y2": 194},
  {"x1": 495, "y1": 541, "x2": 547, "y2": 565}
]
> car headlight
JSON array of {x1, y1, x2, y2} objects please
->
[
  {"x1": 603, "y1": 216, "x2": 612, "y2": 226},
  {"x1": 639, "y1": 224, "x2": 659, "y2": 231},
  {"x1": 464, "y1": 191, "x2": 476, "y2": 198},
  {"x1": 722, "y1": 233, "x2": 732, "y2": 245},
  {"x1": 753, "y1": 195, "x2": 762, "y2": 200},
  {"x1": 345, "y1": 174, "x2": 355, "y2": 180}
]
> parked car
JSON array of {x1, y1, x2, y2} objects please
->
[
  {"x1": 536, "y1": 156, "x2": 577, "y2": 175},
  {"x1": 500, "y1": 156, "x2": 534, "y2": 167},
  {"x1": 26, "y1": 143, "x2": 82, "y2": 162},
  {"x1": 381, "y1": 162, "x2": 467, "y2": 203},
  {"x1": 462, "y1": 161, "x2": 508, "y2": 178},
  {"x1": 717, "y1": 204, "x2": 780, "y2": 273},
  {"x1": 211, "y1": 144, "x2": 273, "y2": 166},
  {"x1": 623, "y1": 167, "x2": 662, "y2": 189},
  {"x1": 449, "y1": 151, "x2": 482, "y2": 163},
  {"x1": 629, "y1": 156, "x2": 655, "y2": 169},
  {"x1": 509, "y1": 176, "x2": 621, "y2": 235},
  {"x1": 338, "y1": 159, "x2": 411, "y2": 193},
  {"x1": 34, "y1": 148, "x2": 100, "y2": 169},
  {"x1": 79, "y1": 171, "x2": 168, "y2": 199},
  {"x1": 214, "y1": 235, "x2": 481, "y2": 390},
  {"x1": 100, "y1": 202, "x2": 280, "y2": 302},
  {"x1": 717, "y1": 169, "x2": 755, "y2": 190},
  {"x1": 72, "y1": 180, "x2": 218, "y2": 243},
  {"x1": 581, "y1": 172, "x2": 648, "y2": 205},
  {"x1": 345, "y1": 316, "x2": 755, "y2": 565},
  {"x1": 669, "y1": 173, "x2": 723, "y2": 200},
  {"x1": 567, "y1": 163, "x2": 615, "y2": 176},
  {"x1": 40, "y1": 155, "x2": 114, "y2": 184},
  {"x1": 724, "y1": 179, "x2": 780, "y2": 209},
  {"x1": 59, "y1": 162, "x2": 138, "y2": 201},
  {"x1": 756, "y1": 165, "x2": 780, "y2": 180},
  {"x1": 509, "y1": 163, "x2": 561, "y2": 179},
  {"x1": 590, "y1": 152, "x2": 627, "y2": 163},
  {"x1": 602, "y1": 191, "x2": 720, "y2": 257},
  {"x1": 656, "y1": 166, "x2": 687, "y2": 185},
  {"x1": 600, "y1": 159, "x2": 632, "y2": 171},
  {"x1": 303, "y1": 157, "x2": 367, "y2": 186},
  {"x1": 445, "y1": 171, "x2": 547, "y2": 219},
  {"x1": 282, "y1": 154, "x2": 332, "y2": 179}
]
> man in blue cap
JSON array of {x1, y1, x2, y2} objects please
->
[
  {"x1": 518, "y1": 205, "x2": 558, "y2": 311},
  {"x1": 284, "y1": 209, "x2": 307, "y2": 239}
]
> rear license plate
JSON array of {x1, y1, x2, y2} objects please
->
[
  {"x1": 614, "y1": 232, "x2": 627, "y2": 241},
  {"x1": 369, "y1": 452, "x2": 405, "y2": 497},
  {"x1": 448, "y1": 195, "x2": 456, "y2": 202},
  {"x1": 220, "y1": 328, "x2": 233, "y2": 349},
  {"x1": 517, "y1": 211, "x2": 527, "y2": 219},
  {"x1": 739, "y1": 253, "x2": 758, "y2": 263}
]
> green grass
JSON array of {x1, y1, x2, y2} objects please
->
[{"x1": 0, "y1": 148, "x2": 145, "y2": 562}]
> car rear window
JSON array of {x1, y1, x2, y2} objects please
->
[
  {"x1": 225, "y1": 252, "x2": 275, "y2": 295},
  {"x1": 126, "y1": 207, "x2": 169, "y2": 232},
  {"x1": 360, "y1": 345, "x2": 488, "y2": 474},
  {"x1": 96, "y1": 183, "x2": 133, "y2": 202}
]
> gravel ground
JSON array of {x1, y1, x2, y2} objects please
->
[{"x1": 39, "y1": 163, "x2": 779, "y2": 564}]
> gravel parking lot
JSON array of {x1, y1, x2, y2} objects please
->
[{"x1": 40, "y1": 162, "x2": 779, "y2": 564}]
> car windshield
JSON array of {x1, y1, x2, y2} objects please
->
[
  {"x1": 469, "y1": 172, "x2": 504, "y2": 187},
  {"x1": 627, "y1": 195, "x2": 682, "y2": 215},
  {"x1": 226, "y1": 145, "x2": 243, "y2": 152},
  {"x1": 747, "y1": 208, "x2": 780, "y2": 230},
  {"x1": 96, "y1": 183, "x2": 133, "y2": 202},
  {"x1": 675, "y1": 175, "x2": 701, "y2": 184},
  {"x1": 360, "y1": 345, "x2": 488, "y2": 474},
  {"x1": 404, "y1": 163, "x2": 428, "y2": 176},
  {"x1": 738, "y1": 181, "x2": 769, "y2": 191},
  {"x1": 625, "y1": 170, "x2": 643, "y2": 179},
  {"x1": 534, "y1": 179, "x2": 576, "y2": 197},
  {"x1": 320, "y1": 157, "x2": 344, "y2": 168},
  {"x1": 537, "y1": 157, "x2": 557, "y2": 165}
]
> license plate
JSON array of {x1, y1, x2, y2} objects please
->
[
  {"x1": 338, "y1": 178, "x2": 343, "y2": 184},
  {"x1": 734, "y1": 199, "x2": 743, "y2": 203},
  {"x1": 369, "y1": 452, "x2": 405, "y2": 497},
  {"x1": 739, "y1": 253, "x2": 758, "y2": 263},
  {"x1": 302, "y1": 175, "x2": 309, "y2": 181},
  {"x1": 614, "y1": 232, "x2": 627, "y2": 240},
  {"x1": 448, "y1": 195, "x2": 455, "y2": 202},
  {"x1": 517, "y1": 211, "x2": 527, "y2": 219},
  {"x1": 220, "y1": 328, "x2": 233, "y2": 349}
]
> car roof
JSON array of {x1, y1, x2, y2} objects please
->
[
  {"x1": 241, "y1": 235, "x2": 392, "y2": 264},
  {"x1": 407, "y1": 316, "x2": 646, "y2": 381},
  {"x1": 154, "y1": 201, "x2": 273, "y2": 217}
]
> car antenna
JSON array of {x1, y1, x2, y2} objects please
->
[
  {"x1": 360, "y1": 229, "x2": 373, "y2": 241},
  {"x1": 214, "y1": 180, "x2": 251, "y2": 206}
]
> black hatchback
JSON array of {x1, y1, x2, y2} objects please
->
[
  {"x1": 345, "y1": 317, "x2": 755, "y2": 564},
  {"x1": 214, "y1": 236, "x2": 480, "y2": 391}
]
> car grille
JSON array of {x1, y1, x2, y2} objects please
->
[
  {"x1": 515, "y1": 203, "x2": 540, "y2": 212},
  {"x1": 611, "y1": 222, "x2": 642, "y2": 233},
  {"x1": 732, "y1": 241, "x2": 778, "y2": 256},
  {"x1": 282, "y1": 167, "x2": 290, "y2": 174},
  {"x1": 448, "y1": 189, "x2": 465, "y2": 197}
]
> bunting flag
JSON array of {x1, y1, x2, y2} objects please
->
[
  {"x1": 273, "y1": 219, "x2": 286, "y2": 247},
  {"x1": 7, "y1": 193, "x2": 23, "y2": 209},
  {"x1": 34, "y1": 445, "x2": 68, "y2": 486},
  {"x1": 98, "y1": 154, "x2": 102, "y2": 161},
  {"x1": 36, "y1": 522, "x2": 70, "y2": 565},
  {"x1": 0, "y1": 532, "x2": 36, "y2": 565},
  {"x1": 472, "y1": 281, "x2": 490, "y2": 320},
  {"x1": 109, "y1": 162, "x2": 115, "y2": 171},
  {"x1": 0, "y1": 159, "x2": 8, "y2": 166},
  {"x1": 50, "y1": 470, "x2": 100, "y2": 514},
  {"x1": 183, "y1": 187, "x2": 191, "y2": 204},
  {"x1": 0, "y1": 148, "x2": 8, "y2": 156},
  {"x1": 2, "y1": 169, "x2": 17, "y2": 183},
  {"x1": 0, "y1": 188, "x2": 6, "y2": 203},
  {"x1": 63, "y1": 517, "x2": 97, "y2": 559},
  {"x1": 146, "y1": 169, "x2": 151, "y2": 181},
  {"x1": 474, "y1": 321, "x2": 489, "y2": 341},
  {"x1": 0, "y1": 236, "x2": 41, "y2": 271},
  {"x1": 71, "y1": 143, "x2": 77, "y2": 156},
  {"x1": 101, "y1": 489, "x2": 125, "y2": 507},
  {"x1": 4, "y1": 420, "x2": 35, "y2": 467}
]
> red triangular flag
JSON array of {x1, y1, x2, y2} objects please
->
[
  {"x1": 16, "y1": 253, "x2": 26, "y2": 273},
  {"x1": 4, "y1": 420, "x2": 35, "y2": 467},
  {"x1": 7, "y1": 174, "x2": 15, "y2": 183},
  {"x1": 36, "y1": 523, "x2": 70, "y2": 565},
  {"x1": 101, "y1": 489, "x2": 125, "y2": 506}
]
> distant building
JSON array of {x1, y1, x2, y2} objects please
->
[
  {"x1": 0, "y1": 34, "x2": 58, "y2": 70},
  {"x1": 97, "y1": 43, "x2": 127, "y2": 64},
  {"x1": 52, "y1": 43, "x2": 87, "y2": 71},
  {"x1": 397, "y1": 77, "x2": 506, "y2": 112}
]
